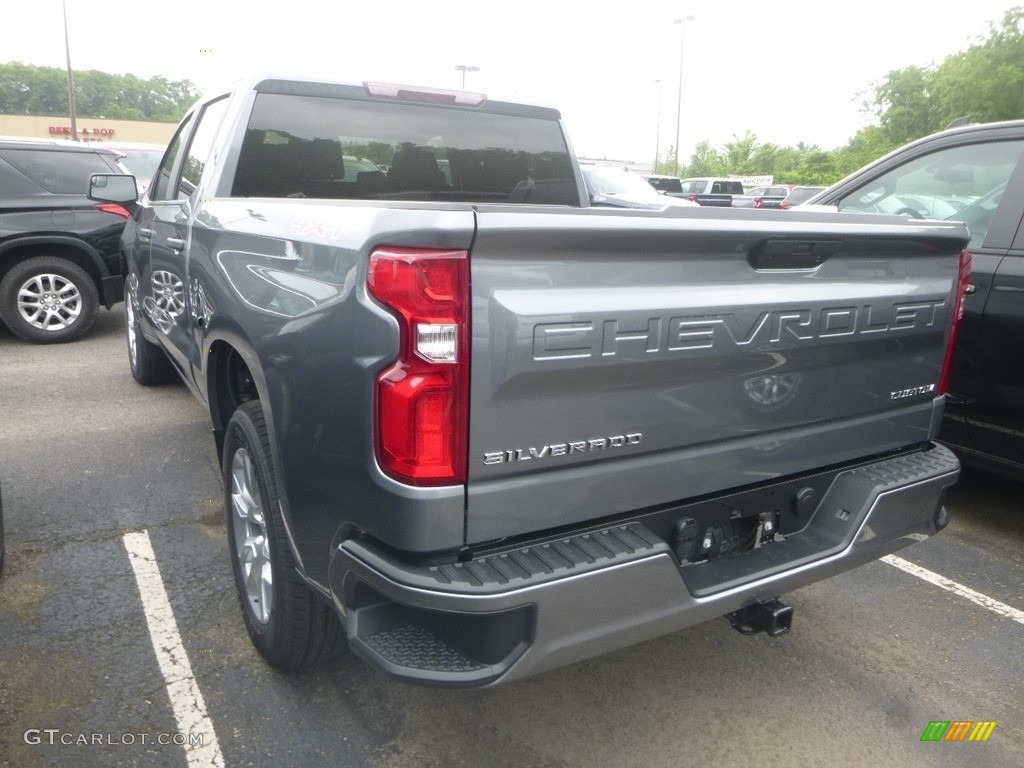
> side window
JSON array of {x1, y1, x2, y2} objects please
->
[
  {"x1": 149, "y1": 115, "x2": 193, "y2": 202},
  {"x1": 0, "y1": 148, "x2": 117, "y2": 194},
  {"x1": 837, "y1": 139, "x2": 1024, "y2": 249},
  {"x1": 180, "y1": 96, "x2": 230, "y2": 199}
]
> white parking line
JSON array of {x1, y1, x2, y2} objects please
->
[
  {"x1": 882, "y1": 554, "x2": 1024, "y2": 625},
  {"x1": 124, "y1": 531, "x2": 225, "y2": 768}
]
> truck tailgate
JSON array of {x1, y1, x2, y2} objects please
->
[{"x1": 466, "y1": 207, "x2": 969, "y2": 544}]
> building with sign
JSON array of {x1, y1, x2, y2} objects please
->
[{"x1": 0, "y1": 115, "x2": 176, "y2": 145}]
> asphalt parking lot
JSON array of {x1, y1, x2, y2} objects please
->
[{"x1": 1, "y1": 305, "x2": 1022, "y2": 768}]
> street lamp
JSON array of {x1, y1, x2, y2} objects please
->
[
  {"x1": 653, "y1": 79, "x2": 663, "y2": 174},
  {"x1": 62, "y1": 0, "x2": 78, "y2": 142},
  {"x1": 672, "y1": 15, "x2": 695, "y2": 176},
  {"x1": 454, "y1": 64, "x2": 479, "y2": 88}
]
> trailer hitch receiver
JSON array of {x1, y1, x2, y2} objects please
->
[{"x1": 727, "y1": 598, "x2": 793, "y2": 637}]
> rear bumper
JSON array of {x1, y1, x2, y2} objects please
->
[{"x1": 327, "y1": 442, "x2": 959, "y2": 687}]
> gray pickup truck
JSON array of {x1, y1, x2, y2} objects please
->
[{"x1": 91, "y1": 73, "x2": 970, "y2": 687}]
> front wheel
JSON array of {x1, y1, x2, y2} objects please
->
[
  {"x1": 0, "y1": 257, "x2": 99, "y2": 343},
  {"x1": 126, "y1": 293, "x2": 175, "y2": 385},
  {"x1": 223, "y1": 401, "x2": 340, "y2": 670}
]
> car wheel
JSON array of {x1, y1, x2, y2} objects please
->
[
  {"x1": 126, "y1": 292, "x2": 175, "y2": 385},
  {"x1": 223, "y1": 401, "x2": 340, "y2": 670},
  {"x1": 0, "y1": 483, "x2": 5, "y2": 578},
  {"x1": 0, "y1": 257, "x2": 99, "y2": 343}
]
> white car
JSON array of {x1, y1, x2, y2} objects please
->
[
  {"x1": 98, "y1": 141, "x2": 167, "y2": 195},
  {"x1": 581, "y1": 164, "x2": 698, "y2": 210}
]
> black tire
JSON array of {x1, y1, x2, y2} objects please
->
[
  {"x1": 223, "y1": 401, "x2": 340, "y2": 670},
  {"x1": 125, "y1": 292, "x2": 175, "y2": 385},
  {"x1": 0, "y1": 482, "x2": 5, "y2": 578},
  {"x1": 0, "y1": 257, "x2": 99, "y2": 343}
]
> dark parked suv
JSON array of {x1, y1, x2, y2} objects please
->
[
  {"x1": 805, "y1": 120, "x2": 1024, "y2": 480},
  {"x1": 0, "y1": 138, "x2": 130, "y2": 343}
]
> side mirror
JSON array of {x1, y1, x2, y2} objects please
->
[{"x1": 89, "y1": 173, "x2": 138, "y2": 204}]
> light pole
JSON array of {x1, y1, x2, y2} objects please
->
[
  {"x1": 672, "y1": 15, "x2": 695, "y2": 176},
  {"x1": 653, "y1": 79, "x2": 663, "y2": 174},
  {"x1": 454, "y1": 64, "x2": 479, "y2": 88},
  {"x1": 62, "y1": 0, "x2": 78, "y2": 142}
]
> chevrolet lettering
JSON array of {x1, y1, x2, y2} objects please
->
[{"x1": 533, "y1": 299, "x2": 947, "y2": 360}]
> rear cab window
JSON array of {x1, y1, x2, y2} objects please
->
[
  {"x1": 230, "y1": 90, "x2": 578, "y2": 205},
  {"x1": 712, "y1": 180, "x2": 744, "y2": 195}
]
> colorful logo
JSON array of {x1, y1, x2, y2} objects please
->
[{"x1": 920, "y1": 721, "x2": 997, "y2": 742}]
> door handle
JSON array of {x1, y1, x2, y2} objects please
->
[
  {"x1": 166, "y1": 237, "x2": 186, "y2": 250},
  {"x1": 138, "y1": 228, "x2": 153, "y2": 239}
]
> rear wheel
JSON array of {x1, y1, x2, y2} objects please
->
[
  {"x1": 223, "y1": 401, "x2": 340, "y2": 670},
  {"x1": 0, "y1": 483, "x2": 6, "y2": 577},
  {"x1": 0, "y1": 257, "x2": 98, "y2": 343}
]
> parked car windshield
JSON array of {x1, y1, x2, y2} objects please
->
[
  {"x1": 584, "y1": 166, "x2": 667, "y2": 200},
  {"x1": 835, "y1": 138, "x2": 1024, "y2": 247}
]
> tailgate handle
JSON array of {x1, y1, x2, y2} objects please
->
[{"x1": 749, "y1": 239, "x2": 841, "y2": 270}]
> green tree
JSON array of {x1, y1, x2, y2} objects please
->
[
  {"x1": 723, "y1": 131, "x2": 757, "y2": 171},
  {"x1": 685, "y1": 140, "x2": 724, "y2": 177},
  {"x1": 0, "y1": 62, "x2": 200, "y2": 121},
  {"x1": 873, "y1": 65, "x2": 938, "y2": 146},
  {"x1": 930, "y1": 7, "x2": 1024, "y2": 125}
]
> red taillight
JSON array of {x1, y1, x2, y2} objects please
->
[
  {"x1": 936, "y1": 250, "x2": 972, "y2": 396},
  {"x1": 687, "y1": 194, "x2": 698, "y2": 203},
  {"x1": 753, "y1": 197, "x2": 763, "y2": 209},
  {"x1": 95, "y1": 202, "x2": 131, "y2": 219},
  {"x1": 367, "y1": 247, "x2": 469, "y2": 485}
]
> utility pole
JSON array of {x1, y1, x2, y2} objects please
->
[
  {"x1": 672, "y1": 15, "x2": 695, "y2": 176},
  {"x1": 654, "y1": 79, "x2": 663, "y2": 173},
  {"x1": 63, "y1": 0, "x2": 78, "y2": 141}
]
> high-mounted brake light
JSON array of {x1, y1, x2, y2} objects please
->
[
  {"x1": 367, "y1": 247, "x2": 470, "y2": 485},
  {"x1": 363, "y1": 81, "x2": 487, "y2": 107},
  {"x1": 936, "y1": 250, "x2": 972, "y2": 397}
]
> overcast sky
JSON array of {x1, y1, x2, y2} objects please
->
[{"x1": 5, "y1": 0, "x2": 1019, "y2": 163}]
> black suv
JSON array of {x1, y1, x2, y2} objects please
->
[
  {"x1": 0, "y1": 138, "x2": 130, "y2": 343},
  {"x1": 806, "y1": 120, "x2": 1024, "y2": 481}
]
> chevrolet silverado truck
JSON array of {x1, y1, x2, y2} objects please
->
[{"x1": 90, "y1": 73, "x2": 970, "y2": 687}]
